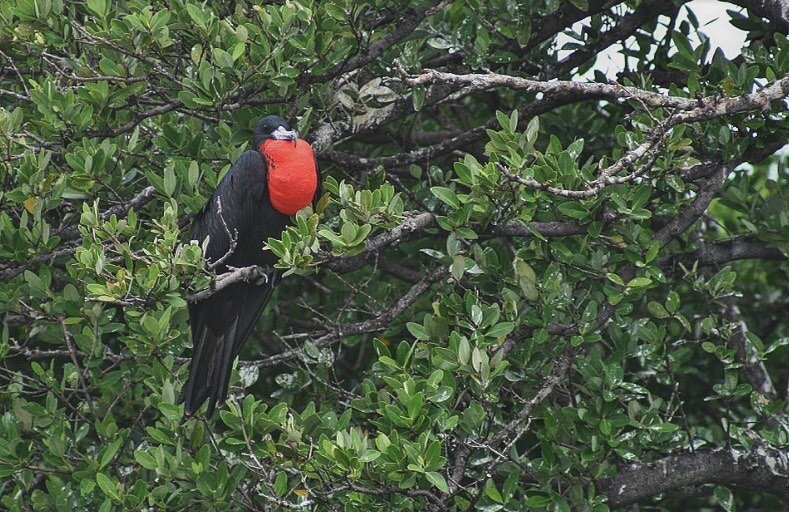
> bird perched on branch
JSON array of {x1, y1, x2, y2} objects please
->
[{"x1": 181, "y1": 115, "x2": 320, "y2": 417}]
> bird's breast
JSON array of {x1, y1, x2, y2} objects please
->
[{"x1": 261, "y1": 139, "x2": 318, "y2": 215}]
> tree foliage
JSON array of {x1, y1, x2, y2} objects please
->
[{"x1": 1, "y1": 0, "x2": 788, "y2": 511}]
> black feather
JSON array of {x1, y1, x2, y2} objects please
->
[{"x1": 182, "y1": 150, "x2": 293, "y2": 417}]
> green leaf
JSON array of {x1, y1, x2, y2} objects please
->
[
  {"x1": 96, "y1": 473, "x2": 119, "y2": 501},
  {"x1": 186, "y1": 4, "x2": 207, "y2": 28},
  {"x1": 407, "y1": 322, "x2": 428, "y2": 340},
  {"x1": 359, "y1": 450, "x2": 381, "y2": 463},
  {"x1": 627, "y1": 277, "x2": 652, "y2": 288},
  {"x1": 134, "y1": 451, "x2": 157, "y2": 470},
  {"x1": 485, "y1": 479, "x2": 504, "y2": 503},
  {"x1": 163, "y1": 166, "x2": 176, "y2": 197},
  {"x1": 431, "y1": 187, "x2": 460, "y2": 209},
  {"x1": 324, "y1": 4, "x2": 346, "y2": 20},
  {"x1": 428, "y1": 387, "x2": 453, "y2": 403},
  {"x1": 487, "y1": 322, "x2": 514, "y2": 338},
  {"x1": 412, "y1": 86, "x2": 426, "y2": 111},
  {"x1": 525, "y1": 495, "x2": 553, "y2": 507},
  {"x1": 99, "y1": 438, "x2": 122, "y2": 469},
  {"x1": 274, "y1": 471, "x2": 288, "y2": 497},
  {"x1": 648, "y1": 301, "x2": 669, "y2": 319},
  {"x1": 495, "y1": 110, "x2": 511, "y2": 131},
  {"x1": 451, "y1": 255, "x2": 465, "y2": 280},
  {"x1": 425, "y1": 471, "x2": 448, "y2": 493},
  {"x1": 86, "y1": 0, "x2": 107, "y2": 17},
  {"x1": 650, "y1": 423, "x2": 679, "y2": 433},
  {"x1": 458, "y1": 337, "x2": 471, "y2": 365},
  {"x1": 525, "y1": 116, "x2": 540, "y2": 144},
  {"x1": 557, "y1": 202, "x2": 588, "y2": 219}
]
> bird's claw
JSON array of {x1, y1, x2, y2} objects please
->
[{"x1": 255, "y1": 270, "x2": 269, "y2": 286}]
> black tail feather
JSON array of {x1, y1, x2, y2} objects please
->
[
  {"x1": 181, "y1": 281, "x2": 277, "y2": 418},
  {"x1": 180, "y1": 317, "x2": 222, "y2": 417}
]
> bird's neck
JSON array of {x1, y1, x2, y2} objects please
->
[{"x1": 259, "y1": 139, "x2": 318, "y2": 215}]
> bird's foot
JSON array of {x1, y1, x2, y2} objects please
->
[{"x1": 254, "y1": 269, "x2": 269, "y2": 286}]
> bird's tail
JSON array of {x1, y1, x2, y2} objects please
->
[
  {"x1": 181, "y1": 316, "x2": 239, "y2": 418},
  {"x1": 181, "y1": 281, "x2": 276, "y2": 418}
]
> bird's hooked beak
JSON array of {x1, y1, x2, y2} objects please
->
[{"x1": 272, "y1": 125, "x2": 298, "y2": 145}]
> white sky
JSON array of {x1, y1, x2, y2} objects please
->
[
  {"x1": 557, "y1": 0, "x2": 749, "y2": 78},
  {"x1": 556, "y1": 0, "x2": 786, "y2": 163}
]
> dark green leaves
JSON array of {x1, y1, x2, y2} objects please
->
[{"x1": 1, "y1": 2, "x2": 786, "y2": 511}]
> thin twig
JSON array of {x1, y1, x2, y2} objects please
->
[
  {"x1": 206, "y1": 197, "x2": 239, "y2": 271},
  {"x1": 60, "y1": 319, "x2": 99, "y2": 420}
]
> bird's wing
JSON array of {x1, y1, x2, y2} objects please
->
[
  {"x1": 191, "y1": 150, "x2": 269, "y2": 266},
  {"x1": 182, "y1": 150, "x2": 282, "y2": 417}
]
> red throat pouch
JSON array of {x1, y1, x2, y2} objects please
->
[{"x1": 261, "y1": 139, "x2": 318, "y2": 215}]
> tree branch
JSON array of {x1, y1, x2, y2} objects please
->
[
  {"x1": 653, "y1": 163, "x2": 731, "y2": 245},
  {"x1": 323, "y1": 90, "x2": 582, "y2": 171},
  {"x1": 377, "y1": 257, "x2": 424, "y2": 283},
  {"x1": 186, "y1": 265, "x2": 270, "y2": 302},
  {"x1": 324, "y1": 211, "x2": 436, "y2": 274},
  {"x1": 407, "y1": 70, "x2": 700, "y2": 110},
  {"x1": 543, "y1": 0, "x2": 682, "y2": 79},
  {"x1": 54, "y1": 185, "x2": 157, "y2": 244},
  {"x1": 489, "y1": 348, "x2": 574, "y2": 445},
  {"x1": 597, "y1": 444, "x2": 789, "y2": 508},
  {"x1": 658, "y1": 238, "x2": 785, "y2": 274},
  {"x1": 680, "y1": 141, "x2": 786, "y2": 181},
  {"x1": 324, "y1": 211, "x2": 588, "y2": 275},
  {"x1": 722, "y1": 297, "x2": 778, "y2": 398},
  {"x1": 1, "y1": 186, "x2": 157, "y2": 282},
  {"x1": 420, "y1": 73, "x2": 787, "y2": 198},
  {"x1": 725, "y1": 0, "x2": 789, "y2": 31},
  {"x1": 302, "y1": 0, "x2": 447, "y2": 85},
  {"x1": 244, "y1": 267, "x2": 447, "y2": 369},
  {"x1": 408, "y1": 71, "x2": 789, "y2": 117}
]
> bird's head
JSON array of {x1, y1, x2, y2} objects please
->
[{"x1": 254, "y1": 115, "x2": 298, "y2": 149}]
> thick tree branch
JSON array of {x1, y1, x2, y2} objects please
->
[
  {"x1": 407, "y1": 70, "x2": 699, "y2": 110},
  {"x1": 680, "y1": 141, "x2": 786, "y2": 181},
  {"x1": 597, "y1": 444, "x2": 789, "y2": 508},
  {"x1": 376, "y1": 257, "x2": 424, "y2": 283},
  {"x1": 325, "y1": 211, "x2": 588, "y2": 275},
  {"x1": 323, "y1": 91, "x2": 581, "y2": 171},
  {"x1": 324, "y1": 211, "x2": 436, "y2": 274},
  {"x1": 659, "y1": 238, "x2": 785, "y2": 274},
  {"x1": 654, "y1": 163, "x2": 731, "y2": 245},
  {"x1": 487, "y1": 219, "x2": 588, "y2": 238},
  {"x1": 726, "y1": 0, "x2": 789, "y2": 31},
  {"x1": 408, "y1": 71, "x2": 789, "y2": 117}
]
